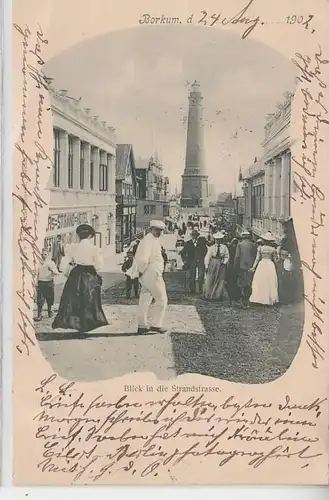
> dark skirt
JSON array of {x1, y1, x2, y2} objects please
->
[
  {"x1": 277, "y1": 258, "x2": 304, "y2": 304},
  {"x1": 52, "y1": 265, "x2": 108, "y2": 332}
]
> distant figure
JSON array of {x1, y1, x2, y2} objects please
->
[
  {"x1": 175, "y1": 238, "x2": 185, "y2": 270},
  {"x1": 35, "y1": 248, "x2": 59, "y2": 321},
  {"x1": 52, "y1": 234, "x2": 65, "y2": 271},
  {"x1": 234, "y1": 230, "x2": 257, "y2": 307},
  {"x1": 181, "y1": 228, "x2": 208, "y2": 294},
  {"x1": 250, "y1": 232, "x2": 279, "y2": 305},
  {"x1": 121, "y1": 250, "x2": 139, "y2": 299},
  {"x1": 161, "y1": 246, "x2": 168, "y2": 275}
]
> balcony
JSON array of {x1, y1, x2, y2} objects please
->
[{"x1": 116, "y1": 195, "x2": 137, "y2": 206}]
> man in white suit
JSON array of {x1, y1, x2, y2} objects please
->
[{"x1": 127, "y1": 220, "x2": 168, "y2": 335}]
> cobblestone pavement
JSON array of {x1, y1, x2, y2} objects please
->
[{"x1": 36, "y1": 267, "x2": 304, "y2": 384}]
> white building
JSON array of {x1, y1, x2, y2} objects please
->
[
  {"x1": 44, "y1": 88, "x2": 116, "y2": 262},
  {"x1": 242, "y1": 92, "x2": 293, "y2": 240}
]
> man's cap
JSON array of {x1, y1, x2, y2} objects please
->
[{"x1": 150, "y1": 220, "x2": 166, "y2": 230}]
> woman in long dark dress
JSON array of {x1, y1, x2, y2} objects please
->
[
  {"x1": 277, "y1": 217, "x2": 304, "y2": 304},
  {"x1": 52, "y1": 224, "x2": 108, "y2": 333}
]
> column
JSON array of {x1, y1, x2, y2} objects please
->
[
  {"x1": 107, "y1": 153, "x2": 115, "y2": 195},
  {"x1": 73, "y1": 137, "x2": 81, "y2": 189},
  {"x1": 100, "y1": 150, "x2": 107, "y2": 191},
  {"x1": 92, "y1": 147, "x2": 100, "y2": 192},
  {"x1": 59, "y1": 130, "x2": 68, "y2": 189},
  {"x1": 264, "y1": 162, "x2": 270, "y2": 216},
  {"x1": 84, "y1": 143, "x2": 91, "y2": 191},
  {"x1": 280, "y1": 152, "x2": 290, "y2": 219},
  {"x1": 267, "y1": 161, "x2": 273, "y2": 230}
]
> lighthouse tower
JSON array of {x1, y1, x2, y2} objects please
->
[{"x1": 180, "y1": 80, "x2": 209, "y2": 210}]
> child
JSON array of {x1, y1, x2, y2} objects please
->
[
  {"x1": 121, "y1": 250, "x2": 139, "y2": 298},
  {"x1": 35, "y1": 248, "x2": 59, "y2": 321}
]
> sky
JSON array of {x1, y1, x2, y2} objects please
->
[{"x1": 45, "y1": 25, "x2": 297, "y2": 193}]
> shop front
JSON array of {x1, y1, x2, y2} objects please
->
[{"x1": 116, "y1": 196, "x2": 137, "y2": 253}]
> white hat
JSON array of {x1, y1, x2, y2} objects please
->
[
  {"x1": 262, "y1": 231, "x2": 275, "y2": 241},
  {"x1": 213, "y1": 231, "x2": 226, "y2": 239},
  {"x1": 150, "y1": 220, "x2": 166, "y2": 230}
]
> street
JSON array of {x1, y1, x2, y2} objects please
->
[{"x1": 35, "y1": 233, "x2": 304, "y2": 384}]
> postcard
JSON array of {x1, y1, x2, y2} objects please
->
[{"x1": 12, "y1": 0, "x2": 328, "y2": 485}]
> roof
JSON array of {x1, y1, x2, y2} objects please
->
[
  {"x1": 115, "y1": 144, "x2": 132, "y2": 180},
  {"x1": 242, "y1": 157, "x2": 264, "y2": 180}
]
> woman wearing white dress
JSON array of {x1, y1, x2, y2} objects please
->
[
  {"x1": 249, "y1": 232, "x2": 279, "y2": 306},
  {"x1": 175, "y1": 238, "x2": 185, "y2": 270},
  {"x1": 52, "y1": 224, "x2": 108, "y2": 333}
]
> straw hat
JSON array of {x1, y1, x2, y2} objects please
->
[
  {"x1": 213, "y1": 231, "x2": 226, "y2": 240},
  {"x1": 262, "y1": 231, "x2": 275, "y2": 242}
]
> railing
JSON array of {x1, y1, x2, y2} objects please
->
[{"x1": 115, "y1": 195, "x2": 137, "y2": 205}]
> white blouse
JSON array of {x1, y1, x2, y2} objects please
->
[
  {"x1": 204, "y1": 243, "x2": 230, "y2": 268},
  {"x1": 67, "y1": 239, "x2": 102, "y2": 272}
]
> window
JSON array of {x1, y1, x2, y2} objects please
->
[
  {"x1": 144, "y1": 205, "x2": 150, "y2": 215},
  {"x1": 150, "y1": 204, "x2": 156, "y2": 215},
  {"x1": 99, "y1": 163, "x2": 108, "y2": 191},
  {"x1": 90, "y1": 161, "x2": 94, "y2": 190},
  {"x1": 53, "y1": 129, "x2": 60, "y2": 187},
  {"x1": 251, "y1": 183, "x2": 264, "y2": 219},
  {"x1": 68, "y1": 136, "x2": 74, "y2": 188},
  {"x1": 80, "y1": 143, "x2": 85, "y2": 190}
]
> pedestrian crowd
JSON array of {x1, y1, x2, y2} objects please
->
[
  {"x1": 175, "y1": 215, "x2": 303, "y2": 310},
  {"x1": 33, "y1": 213, "x2": 303, "y2": 337}
]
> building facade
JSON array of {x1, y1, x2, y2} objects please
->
[
  {"x1": 135, "y1": 154, "x2": 169, "y2": 229},
  {"x1": 209, "y1": 192, "x2": 234, "y2": 218},
  {"x1": 242, "y1": 92, "x2": 293, "y2": 241},
  {"x1": 44, "y1": 88, "x2": 116, "y2": 260},
  {"x1": 115, "y1": 144, "x2": 138, "y2": 252},
  {"x1": 181, "y1": 81, "x2": 209, "y2": 209}
]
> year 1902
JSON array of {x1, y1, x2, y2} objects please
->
[{"x1": 286, "y1": 14, "x2": 314, "y2": 28}]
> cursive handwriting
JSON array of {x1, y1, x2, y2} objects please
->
[
  {"x1": 32, "y1": 376, "x2": 326, "y2": 482},
  {"x1": 291, "y1": 45, "x2": 328, "y2": 369},
  {"x1": 139, "y1": 0, "x2": 262, "y2": 39},
  {"x1": 13, "y1": 23, "x2": 51, "y2": 355}
]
